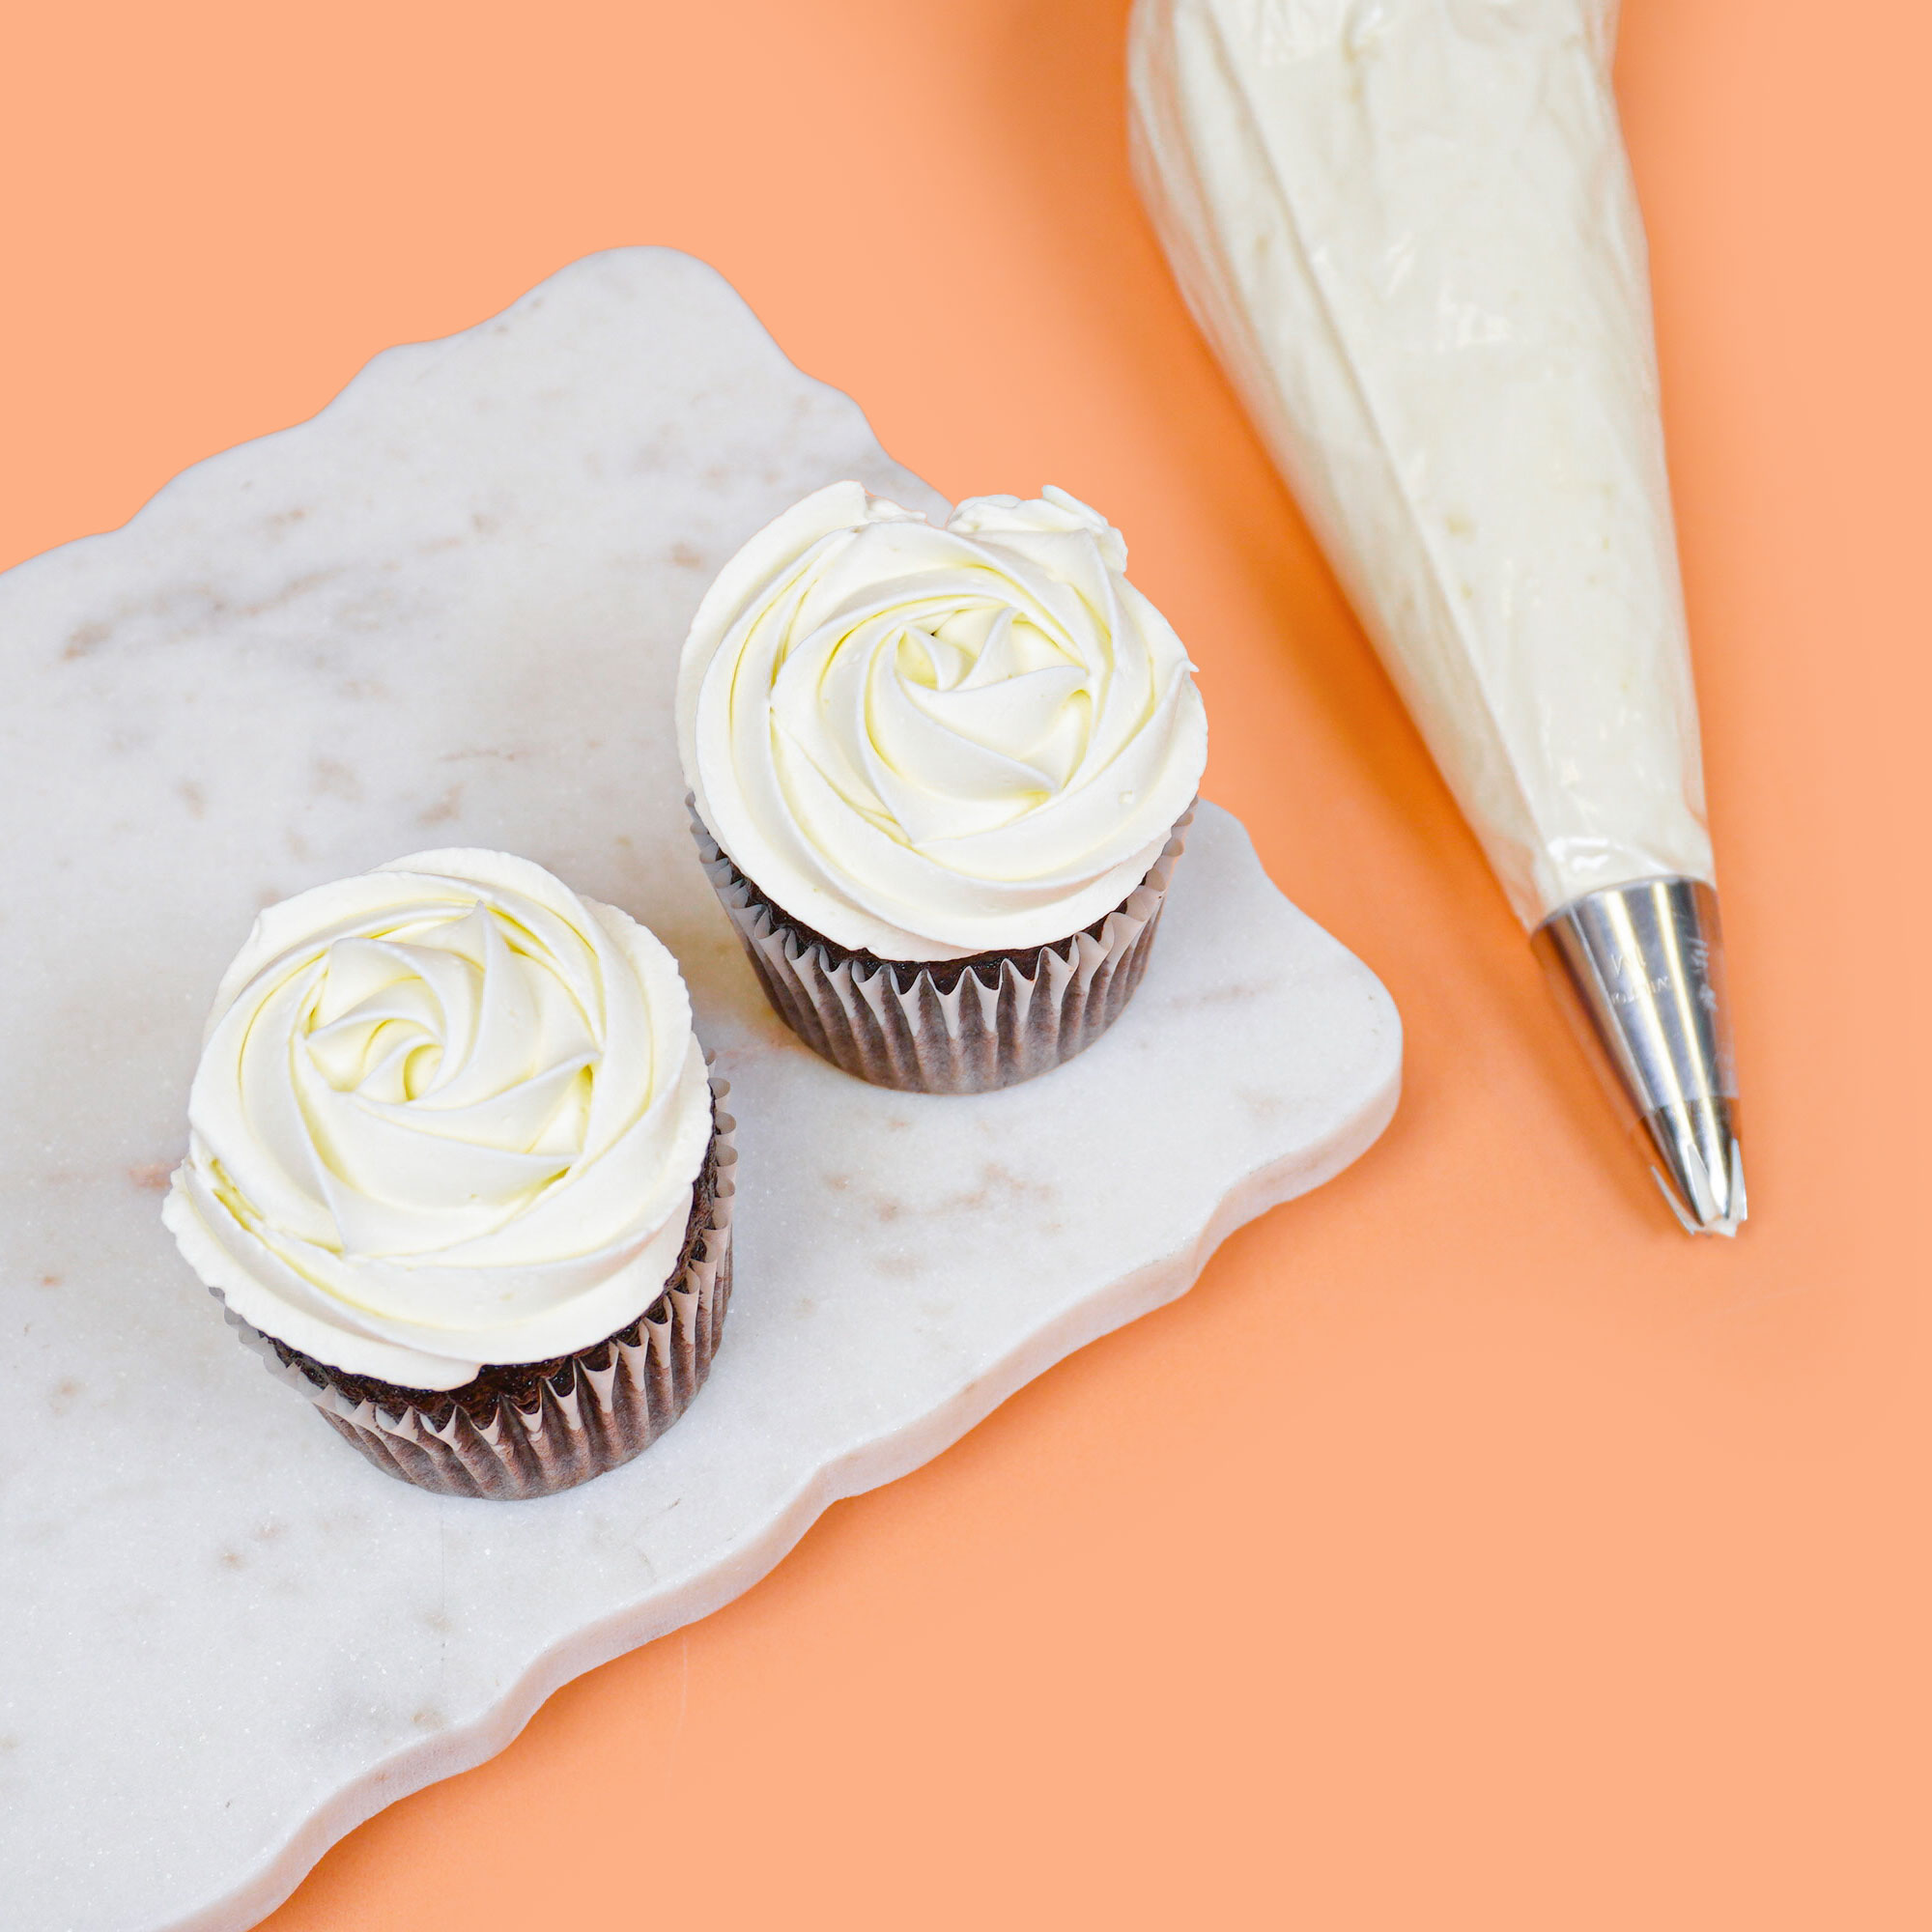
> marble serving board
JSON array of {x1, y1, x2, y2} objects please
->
[{"x1": 0, "y1": 248, "x2": 1401, "y2": 1932}]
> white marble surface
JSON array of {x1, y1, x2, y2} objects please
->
[{"x1": 0, "y1": 248, "x2": 1401, "y2": 1932}]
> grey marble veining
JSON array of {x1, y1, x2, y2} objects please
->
[{"x1": 0, "y1": 248, "x2": 1400, "y2": 1932}]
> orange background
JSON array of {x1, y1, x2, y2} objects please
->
[{"x1": 7, "y1": 1, "x2": 1928, "y2": 1925}]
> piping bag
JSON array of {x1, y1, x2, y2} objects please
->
[{"x1": 1128, "y1": 0, "x2": 1744, "y2": 1233}]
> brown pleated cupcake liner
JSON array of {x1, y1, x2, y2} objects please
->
[
  {"x1": 691, "y1": 805, "x2": 1192, "y2": 1094},
  {"x1": 218, "y1": 1077, "x2": 737, "y2": 1501}
]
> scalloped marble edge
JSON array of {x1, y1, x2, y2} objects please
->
[{"x1": 180, "y1": 1065, "x2": 1395, "y2": 1932}]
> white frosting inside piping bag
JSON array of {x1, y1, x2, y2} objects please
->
[
  {"x1": 1129, "y1": 0, "x2": 1714, "y2": 926},
  {"x1": 164, "y1": 849, "x2": 713, "y2": 1390},
  {"x1": 678, "y1": 482, "x2": 1208, "y2": 961}
]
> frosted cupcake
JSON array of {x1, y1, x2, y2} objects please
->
[
  {"x1": 678, "y1": 483, "x2": 1207, "y2": 1093},
  {"x1": 162, "y1": 850, "x2": 733, "y2": 1500}
]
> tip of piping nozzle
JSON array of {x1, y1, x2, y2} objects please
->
[
  {"x1": 1535, "y1": 878, "x2": 1747, "y2": 1241},
  {"x1": 1646, "y1": 1106, "x2": 1747, "y2": 1237}
]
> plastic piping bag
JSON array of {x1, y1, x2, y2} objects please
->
[{"x1": 1129, "y1": 0, "x2": 1745, "y2": 1232}]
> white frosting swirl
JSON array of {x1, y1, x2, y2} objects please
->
[
  {"x1": 678, "y1": 483, "x2": 1208, "y2": 960},
  {"x1": 163, "y1": 849, "x2": 713, "y2": 1391}
]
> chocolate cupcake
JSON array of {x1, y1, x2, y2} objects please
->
[
  {"x1": 162, "y1": 850, "x2": 732, "y2": 1499},
  {"x1": 678, "y1": 483, "x2": 1207, "y2": 1093}
]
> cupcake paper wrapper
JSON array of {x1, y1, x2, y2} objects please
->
[
  {"x1": 692, "y1": 806, "x2": 1193, "y2": 1094},
  {"x1": 219, "y1": 1077, "x2": 738, "y2": 1501}
]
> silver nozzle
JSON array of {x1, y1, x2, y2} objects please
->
[{"x1": 1533, "y1": 877, "x2": 1746, "y2": 1236}]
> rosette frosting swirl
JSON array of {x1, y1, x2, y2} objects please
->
[
  {"x1": 678, "y1": 483, "x2": 1208, "y2": 960},
  {"x1": 163, "y1": 849, "x2": 713, "y2": 1390}
]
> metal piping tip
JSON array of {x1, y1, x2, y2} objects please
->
[{"x1": 1533, "y1": 878, "x2": 1747, "y2": 1237}]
